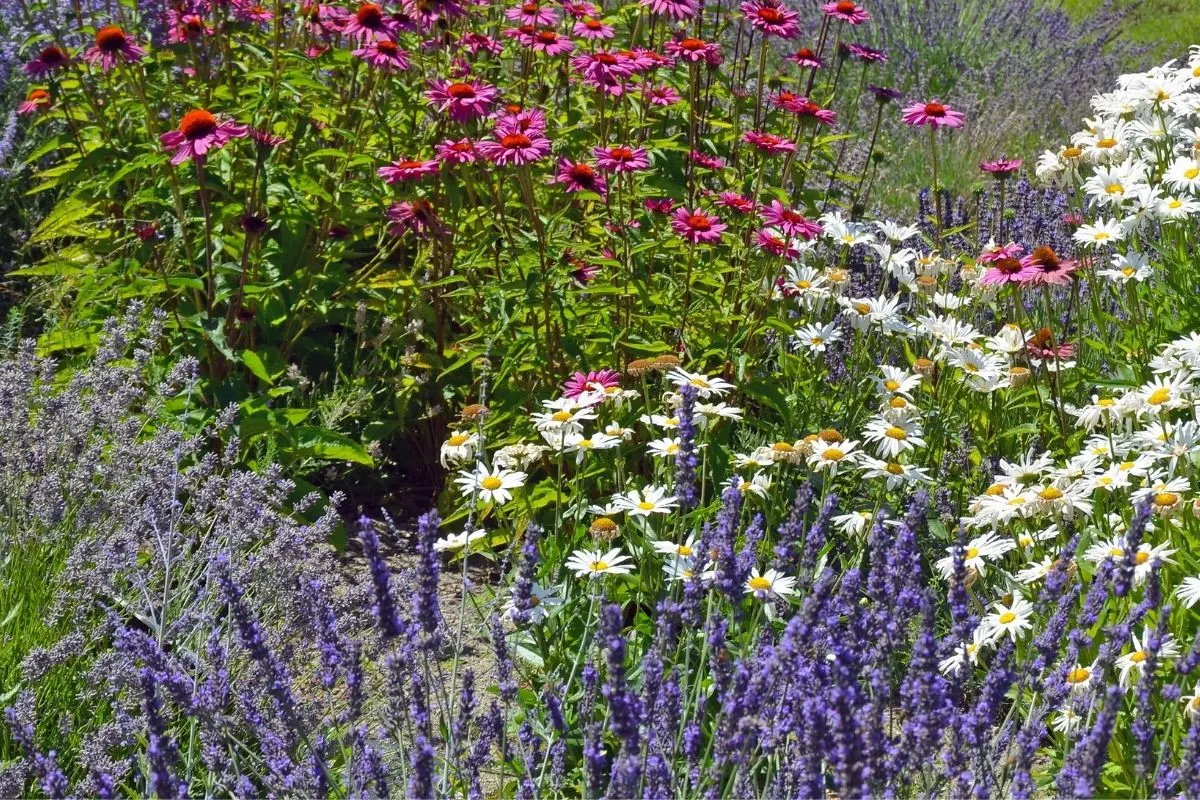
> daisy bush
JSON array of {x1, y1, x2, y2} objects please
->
[{"x1": 7, "y1": 0, "x2": 1200, "y2": 794}]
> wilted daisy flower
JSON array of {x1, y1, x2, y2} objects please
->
[
  {"x1": 494, "y1": 441, "x2": 548, "y2": 470},
  {"x1": 983, "y1": 595, "x2": 1033, "y2": 642},
  {"x1": 566, "y1": 547, "x2": 634, "y2": 579},
  {"x1": 434, "y1": 528, "x2": 487, "y2": 552},
  {"x1": 833, "y1": 510, "x2": 875, "y2": 536},
  {"x1": 454, "y1": 463, "x2": 527, "y2": 505},
  {"x1": 745, "y1": 568, "x2": 796, "y2": 599},
  {"x1": 612, "y1": 485, "x2": 678, "y2": 516},
  {"x1": 440, "y1": 431, "x2": 479, "y2": 467}
]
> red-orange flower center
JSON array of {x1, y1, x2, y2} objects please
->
[
  {"x1": 569, "y1": 164, "x2": 596, "y2": 180},
  {"x1": 584, "y1": 18, "x2": 602, "y2": 29},
  {"x1": 500, "y1": 133, "x2": 532, "y2": 149},
  {"x1": 535, "y1": 29, "x2": 558, "y2": 43},
  {"x1": 27, "y1": 89, "x2": 51, "y2": 102},
  {"x1": 377, "y1": 39, "x2": 398, "y2": 54},
  {"x1": 994, "y1": 257, "x2": 1024, "y2": 275},
  {"x1": 356, "y1": 3, "x2": 384, "y2": 25},
  {"x1": 680, "y1": 37, "x2": 705, "y2": 51},
  {"x1": 95, "y1": 26, "x2": 128, "y2": 52},
  {"x1": 595, "y1": 52, "x2": 618, "y2": 64},
  {"x1": 179, "y1": 109, "x2": 218, "y2": 140},
  {"x1": 796, "y1": 47, "x2": 816, "y2": 59},
  {"x1": 446, "y1": 82, "x2": 476, "y2": 99},
  {"x1": 687, "y1": 214, "x2": 712, "y2": 231},
  {"x1": 609, "y1": 147, "x2": 634, "y2": 160},
  {"x1": 924, "y1": 102, "x2": 946, "y2": 117},
  {"x1": 521, "y1": 2, "x2": 539, "y2": 11},
  {"x1": 836, "y1": 0, "x2": 856, "y2": 12},
  {"x1": 757, "y1": 7, "x2": 785, "y2": 22},
  {"x1": 396, "y1": 160, "x2": 425, "y2": 170},
  {"x1": 39, "y1": 45, "x2": 68, "y2": 63}
]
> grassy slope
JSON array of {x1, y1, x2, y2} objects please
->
[{"x1": 1064, "y1": 0, "x2": 1200, "y2": 55}]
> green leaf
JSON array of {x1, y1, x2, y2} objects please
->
[
  {"x1": 242, "y1": 349, "x2": 276, "y2": 385},
  {"x1": 294, "y1": 427, "x2": 375, "y2": 466}
]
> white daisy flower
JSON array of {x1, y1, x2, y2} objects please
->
[
  {"x1": 454, "y1": 463, "x2": 527, "y2": 506},
  {"x1": 565, "y1": 547, "x2": 635, "y2": 580}
]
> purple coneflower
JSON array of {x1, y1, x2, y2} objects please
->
[
  {"x1": 342, "y1": 2, "x2": 397, "y2": 40},
  {"x1": 378, "y1": 157, "x2": 440, "y2": 183},
  {"x1": 742, "y1": 130, "x2": 796, "y2": 154},
  {"x1": 978, "y1": 241, "x2": 1023, "y2": 263},
  {"x1": 672, "y1": 207, "x2": 726, "y2": 244},
  {"x1": 760, "y1": 200, "x2": 822, "y2": 239},
  {"x1": 563, "y1": 369, "x2": 621, "y2": 399},
  {"x1": 644, "y1": 85, "x2": 681, "y2": 106},
  {"x1": 476, "y1": 132, "x2": 551, "y2": 166},
  {"x1": 594, "y1": 145, "x2": 650, "y2": 173},
  {"x1": 17, "y1": 89, "x2": 52, "y2": 116},
  {"x1": 978, "y1": 256, "x2": 1035, "y2": 287},
  {"x1": 788, "y1": 97, "x2": 837, "y2": 126},
  {"x1": 160, "y1": 109, "x2": 249, "y2": 165},
  {"x1": 821, "y1": 0, "x2": 870, "y2": 23},
  {"x1": 573, "y1": 17, "x2": 614, "y2": 39},
  {"x1": 640, "y1": 0, "x2": 698, "y2": 20},
  {"x1": 505, "y1": 1, "x2": 560, "y2": 25},
  {"x1": 425, "y1": 78, "x2": 499, "y2": 122},
  {"x1": 755, "y1": 228, "x2": 800, "y2": 258},
  {"x1": 354, "y1": 39, "x2": 411, "y2": 71},
  {"x1": 901, "y1": 100, "x2": 965, "y2": 128},
  {"x1": 980, "y1": 157, "x2": 1022, "y2": 178},
  {"x1": 552, "y1": 158, "x2": 608, "y2": 197},
  {"x1": 85, "y1": 25, "x2": 146, "y2": 71},
  {"x1": 867, "y1": 84, "x2": 902, "y2": 103},
  {"x1": 716, "y1": 191, "x2": 755, "y2": 213},
  {"x1": 23, "y1": 45, "x2": 70, "y2": 76},
  {"x1": 665, "y1": 36, "x2": 720, "y2": 64},
  {"x1": 844, "y1": 42, "x2": 886, "y2": 62},
  {"x1": 387, "y1": 199, "x2": 448, "y2": 238},
  {"x1": 435, "y1": 138, "x2": 477, "y2": 164},
  {"x1": 787, "y1": 47, "x2": 823, "y2": 68},
  {"x1": 691, "y1": 151, "x2": 725, "y2": 169},
  {"x1": 528, "y1": 28, "x2": 574, "y2": 55},
  {"x1": 1019, "y1": 245, "x2": 1077, "y2": 286},
  {"x1": 740, "y1": 0, "x2": 800, "y2": 38}
]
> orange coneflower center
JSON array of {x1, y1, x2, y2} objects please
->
[
  {"x1": 680, "y1": 37, "x2": 705, "y2": 51},
  {"x1": 95, "y1": 25, "x2": 128, "y2": 52},
  {"x1": 687, "y1": 214, "x2": 711, "y2": 231},
  {"x1": 395, "y1": 160, "x2": 426, "y2": 171},
  {"x1": 796, "y1": 47, "x2": 816, "y2": 59},
  {"x1": 994, "y1": 256, "x2": 1024, "y2": 275},
  {"x1": 836, "y1": 0, "x2": 856, "y2": 11},
  {"x1": 757, "y1": 7, "x2": 785, "y2": 22},
  {"x1": 923, "y1": 102, "x2": 946, "y2": 117},
  {"x1": 179, "y1": 109, "x2": 218, "y2": 140},
  {"x1": 584, "y1": 18, "x2": 603, "y2": 29},
  {"x1": 521, "y1": 1, "x2": 539, "y2": 11},
  {"x1": 377, "y1": 39, "x2": 399, "y2": 54},
  {"x1": 411, "y1": 199, "x2": 435, "y2": 218},
  {"x1": 595, "y1": 52, "x2": 619, "y2": 64},
  {"x1": 569, "y1": 163, "x2": 597, "y2": 181},
  {"x1": 500, "y1": 133, "x2": 532, "y2": 149},
  {"x1": 1030, "y1": 245, "x2": 1060, "y2": 271},
  {"x1": 535, "y1": 29, "x2": 559, "y2": 44},
  {"x1": 27, "y1": 89, "x2": 51, "y2": 103},
  {"x1": 356, "y1": 3, "x2": 384, "y2": 25},
  {"x1": 446, "y1": 82, "x2": 477, "y2": 99},
  {"x1": 609, "y1": 146, "x2": 635, "y2": 160}
]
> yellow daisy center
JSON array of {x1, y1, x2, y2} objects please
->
[
  {"x1": 590, "y1": 560, "x2": 609, "y2": 572},
  {"x1": 748, "y1": 576, "x2": 772, "y2": 591},
  {"x1": 998, "y1": 612, "x2": 1016, "y2": 624},
  {"x1": 637, "y1": 500, "x2": 656, "y2": 511},
  {"x1": 884, "y1": 426, "x2": 907, "y2": 440},
  {"x1": 1039, "y1": 487, "x2": 1064, "y2": 501},
  {"x1": 678, "y1": 544, "x2": 693, "y2": 556},
  {"x1": 1154, "y1": 491, "x2": 1179, "y2": 507},
  {"x1": 822, "y1": 448, "x2": 845, "y2": 461},
  {"x1": 481, "y1": 476, "x2": 503, "y2": 490},
  {"x1": 1148, "y1": 387, "x2": 1171, "y2": 405},
  {"x1": 884, "y1": 378, "x2": 901, "y2": 391},
  {"x1": 448, "y1": 434, "x2": 470, "y2": 446},
  {"x1": 1066, "y1": 667, "x2": 1091, "y2": 685},
  {"x1": 551, "y1": 410, "x2": 573, "y2": 422}
]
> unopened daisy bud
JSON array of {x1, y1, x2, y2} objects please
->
[
  {"x1": 959, "y1": 264, "x2": 979, "y2": 282},
  {"x1": 913, "y1": 357, "x2": 935, "y2": 378},
  {"x1": 1008, "y1": 366, "x2": 1031, "y2": 388},
  {"x1": 589, "y1": 517, "x2": 620, "y2": 542},
  {"x1": 915, "y1": 274, "x2": 937, "y2": 294},
  {"x1": 818, "y1": 428, "x2": 843, "y2": 444},
  {"x1": 799, "y1": 434, "x2": 818, "y2": 457}
]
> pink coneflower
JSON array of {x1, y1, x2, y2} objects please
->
[
  {"x1": 572, "y1": 261, "x2": 601, "y2": 285},
  {"x1": 691, "y1": 151, "x2": 725, "y2": 170},
  {"x1": 977, "y1": 242, "x2": 1023, "y2": 263},
  {"x1": 980, "y1": 157, "x2": 1022, "y2": 178},
  {"x1": 1019, "y1": 246, "x2": 1078, "y2": 286},
  {"x1": 672, "y1": 207, "x2": 726, "y2": 244},
  {"x1": 573, "y1": 16, "x2": 614, "y2": 39},
  {"x1": 788, "y1": 97, "x2": 837, "y2": 126},
  {"x1": 1062, "y1": 212, "x2": 1085, "y2": 228},
  {"x1": 552, "y1": 158, "x2": 608, "y2": 197},
  {"x1": 634, "y1": 49, "x2": 673, "y2": 72},
  {"x1": 425, "y1": 78, "x2": 499, "y2": 122},
  {"x1": 755, "y1": 228, "x2": 800, "y2": 258},
  {"x1": 645, "y1": 198, "x2": 675, "y2": 214},
  {"x1": 251, "y1": 128, "x2": 287, "y2": 149},
  {"x1": 867, "y1": 84, "x2": 902, "y2": 104},
  {"x1": 23, "y1": 45, "x2": 71, "y2": 77},
  {"x1": 84, "y1": 25, "x2": 146, "y2": 71},
  {"x1": 563, "y1": 368, "x2": 621, "y2": 399},
  {"x1": 505, "y1": 1, "x2": 560, "y2": 25},
  {"x1": 233, "y1": 0, "x2": 274, "y2": 23},
  {"x1": 716, "y1": 191, "x2": 755, "y2": 214},
  {"x1": 343, "y1": 2, "x2": 397, "y2": 40},
  {"x1": 821, "y1": 0, "x2": 869, "y2": 23},
  {"x1": 563, "y1": 0, "x2": 600, "y2": 16},
  {"x1": 168, "y1": 13, "x2": 214, "y2": 43},
  {"x1": 594, "y1": 145, "x2": 651, "y2": 173},
  {"x1": 760, "y1": 200, "x2": 823, "y2": 239},
  {"x1": 665, "y1": 36, "x2": 720, "y2": 64},
  {"x1": 571, "y1": 50, "x2": 635, "y2": 82},
  {"x1": 461, "y1": 32, "x2": 505, "y2": 56},
  {"x1": 495, "y1": 107, "x2": 547, "y2": 136},
  {"x1": 435, "y1": 138, "x2": 477, "y2": 164},
  {"x1": 378, "y1": 157, "x2": 440, "y2": 183},
  {"x1": 643, "y1": 85, "x2": 681, "y2": 106},
  {"x1": 978, "y1": 256, "x2": 1035, "y2": 286},
  {"x1": 901, "y1": 100, "x2": 965, "y2": 129},
  {"x1": 476, "y1": 131, "x2": 551, "y2": 166},
  {"x1": 742, "y1": 130, "x2": 796, "y2": 155},
  {"x1": 740, "y1": 0, "x2": 800, "y2": 38},
  {"x1": 17, "y1": 89, "x2": 52, "y2": 116},
  {"x1": 528, "y1": 27, "x2": 574, "y2": 55},
  {"x1": 640, "y1": 0, "x2": 698, "y2": 20},
  {"x1": 160, "y1": 109, "x2": 249, "y2": 165},
  {"x1": 1027, "y1": 327, "x2": 1074, "y2": 360},
  {"x1": 786, "y1": 47, "x2": 823, "y2": 68},
  {"x1": 354, "y1": 39, "x2": 411, "y2": 71},
  {"x1": 387, "y1": 199, "x2": 448, "y2": 238},
  {"x1": 844, "y1": 43, "x2": 886, "y2": 62}
]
